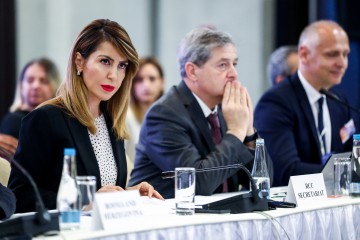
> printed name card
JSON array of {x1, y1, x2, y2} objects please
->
[
  {"x1": 286, "y1": 173, "x2": 327, "y2": 207},
  {"x1": 91, "y1": 190, "x2": 144, "y2": 230}
]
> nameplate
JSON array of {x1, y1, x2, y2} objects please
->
[
  {"x1": 91, "y1": 190, "x2": 144, "y2": 230},
  {"x1": 286, "y1": 173, "x2": 327, "y2": 207}
]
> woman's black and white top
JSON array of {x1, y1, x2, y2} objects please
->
[{"x1": 88, "y1": 114, "x2": 117, "y2": 186}]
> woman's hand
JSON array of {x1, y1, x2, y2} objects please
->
[
  {"x1": 96, "y1": 183, "x2": 164, "y2": 200},
  {"x1": 97, "y1": 185, "x2": 124, "y2": 193},
  {"x1": 127, "y1": 182, "x2": 164, "y2": 200}
]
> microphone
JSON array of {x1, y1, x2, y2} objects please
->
[
  {"x1": 162, "y1": 163, "x2": 269, "y2": 213},
  {"x1": 0, "y1": 147, "x2": 59, "y2": 238},
  {"x1": 320, "y1": 88, "x2": 360, "y2": 114},
  {"x1": 162, "y1": 164, "x2": 258, "y2": 192}
]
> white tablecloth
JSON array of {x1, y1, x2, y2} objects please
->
[{"x1": 36, "y1": 193, "x2": 360, "y2": 240}]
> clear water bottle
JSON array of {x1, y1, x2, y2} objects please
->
[
  {"x1": 251, "y1": 138, "x2": 270, "y2": 199},
  {"x1": 57, "y1": 148, "x2": 81, "y2": 229},
  {"x1": 351, "y1": 134, "x2": 360, "y2": 197}
]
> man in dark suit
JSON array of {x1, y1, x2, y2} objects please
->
[
  {"x1": 255, "y1": 20, "x2": 355, "y2": 186},
  {"x1": 0, "y1": 183, "x2": 15, "y2": 220},
  {"x1": 128, "y1": 27, "x2": 273, "y2": 198}
]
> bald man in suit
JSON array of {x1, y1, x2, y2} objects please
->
[{"x1": 255, "y1": 20, "x2": 355, "y2": 186}]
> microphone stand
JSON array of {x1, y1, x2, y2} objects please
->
[
  {"x1": 161, "y1": 164, "x2": 245, "y2": 179},
  {"x1": 0, "y1": 147, "x2": 59, "y2": 238},
  {"x1": 320, "y1": 88, "x2": 360, "y2": 114},
  {"x1": 162, "y1": 163, "x2": 269, "y2": 214}
]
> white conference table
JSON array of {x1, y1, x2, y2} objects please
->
[{"x1": 35, "y1": 190, "x2": 360, "y2": 240}]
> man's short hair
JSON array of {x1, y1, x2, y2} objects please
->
[{"x1": 177, "y1": 27, "x2": 235, "y2": 78}]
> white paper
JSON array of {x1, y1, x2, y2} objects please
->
[{"x1": 286, "y1": 173, "x2": 327, "y2": 207}]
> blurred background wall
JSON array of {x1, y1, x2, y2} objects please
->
[{"x1": 0, "y1": 0, "x2": 359, "y2": 120}]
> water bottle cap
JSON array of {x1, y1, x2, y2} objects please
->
[
  {"x1": 256, "y1": 138, "x2": 264, "y2": 145},
  {"x1": 64, "y1": 148, "x2": 76, "y2": 156},
  {"x1": 354, "y1": 134, "x2": 360, "y2": 140}
]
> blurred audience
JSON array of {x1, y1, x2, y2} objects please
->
[
  {"x1": 267, "y1": 45, "x2": 298, "y2": 86},
  {"x1": 0, "y1": 58, "x2": 61, "y2": 156},
  {"x1": 125, "y1": 57, "x2": 165, "y2": 182}
]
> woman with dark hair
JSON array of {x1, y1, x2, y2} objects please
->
[{"x1": 9, "y1": 19, "x2": 163, "y2": 213}]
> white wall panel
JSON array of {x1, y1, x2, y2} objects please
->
[{"x1": 16, "y1": 0, "x2": 274, "y2": 104}]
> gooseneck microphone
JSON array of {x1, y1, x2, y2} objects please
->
[
  {"x1": 162, "y1": 163, "x2": 269, "y2": 213},
  {"x1": 0, "y1": 147, "x2": 59, "y2": 238},
  {"x1": 320, "y1": 88, "x2": 360, "y2": 114},
  {"x1": 162, "y1": 163, "x2": 258, "y2": 192}
]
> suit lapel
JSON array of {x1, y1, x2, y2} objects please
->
[
  {"x1": 177, "y1": 81, "x2": 215, "y2": 150},
  {"x1": 103, "y1": 113, "x2": 126, "y2": 187},
  {"x1": 177, "y1": 82, "x2": 236, "y2": 190},
  {"x1": 327, "y1": 98, "x2": 340, "y2": 150},
  {"x1": 62, "y1": 113, "x2": 102, "y2": 189},
  {"x1": 218, "y1": 106, "x2": 227, "y2": 136},
  {"x1": 290, "y1": 74, "x2": 322, "y2": 157},
  {"x1": 218, "y1": 105, "x2": 239, "y2": 191}
]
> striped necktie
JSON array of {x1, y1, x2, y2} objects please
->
[
  {"x1": 207, "y1": 113, "x2": 228, "y2": 192},
  {"x1": 318, "y1": 97, "x2": 327, "y2": 160}
]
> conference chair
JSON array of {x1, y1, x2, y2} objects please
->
[{"x1": 0, "y1": 157, "x2": 11, "y2": 186}]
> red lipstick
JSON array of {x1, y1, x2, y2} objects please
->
[{"x1": 101, "y1": 85, "x2": 115, "y2": 92}]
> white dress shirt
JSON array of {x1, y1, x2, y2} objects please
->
[
  {"x1": 298, "y1": 71, "x2": 331, "y2": 154},
  {"x1": 192, "y1": 93, "x2": 218, "y2": 121}
]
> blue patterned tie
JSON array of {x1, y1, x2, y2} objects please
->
[{"x1": 318, "y1": 97, "x2": 327, "y2": 160}]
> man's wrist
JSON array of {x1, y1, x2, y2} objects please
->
[
  {"x1": 244, "y1": 131, "x2": 258, "y2": 143},
  {"x1": 226, "y1": 129, "x2": 246, "y2": 142}
]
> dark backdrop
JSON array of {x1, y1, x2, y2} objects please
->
[
  {"x1": 275, "y1": 0, "x2": 308, "y2": 47},
  {"x1": 0, "y1": 1, "x2": 16, "y2": 121}
]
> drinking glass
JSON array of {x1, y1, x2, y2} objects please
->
[
  {"x1": 175, "y1": 167, "x2": 195, "y2": 215},
  {"x1": 76, "y1": 176, "x2": 96, "y2": 211},
  {"x1": 334, "y1": 157, "x2": 351, "y2": 196}
]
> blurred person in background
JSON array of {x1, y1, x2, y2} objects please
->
[
  {"x1": 0, "y1": 58, "x2": 61, "y2": 156},
  {"x1": 125, "y1": 57, "x2": 165, "y2": 182},
  {"x1": 267, "y1": 45, "x2": 298, "y2": 87}
]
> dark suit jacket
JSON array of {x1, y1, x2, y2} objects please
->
[
  {"x1": 128, "y1": 81, "x2": 273, "y2": 198},
  {"x1": 0, "y1": 183, "x2": 15, "y2": 220},
  {"x1": 8, "y1": 105, "x2": 127, "y2": 213},
  {"x1": 254, "y1": 73, "x2": 354, "y2": 186}
]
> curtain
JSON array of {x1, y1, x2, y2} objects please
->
[{"x1": 0, "y1": 0, "x2": 16, "y2": 120}]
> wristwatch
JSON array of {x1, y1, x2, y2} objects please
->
[{"x1": 244, "y1": 131, "x2": 258, "y2": 143}]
